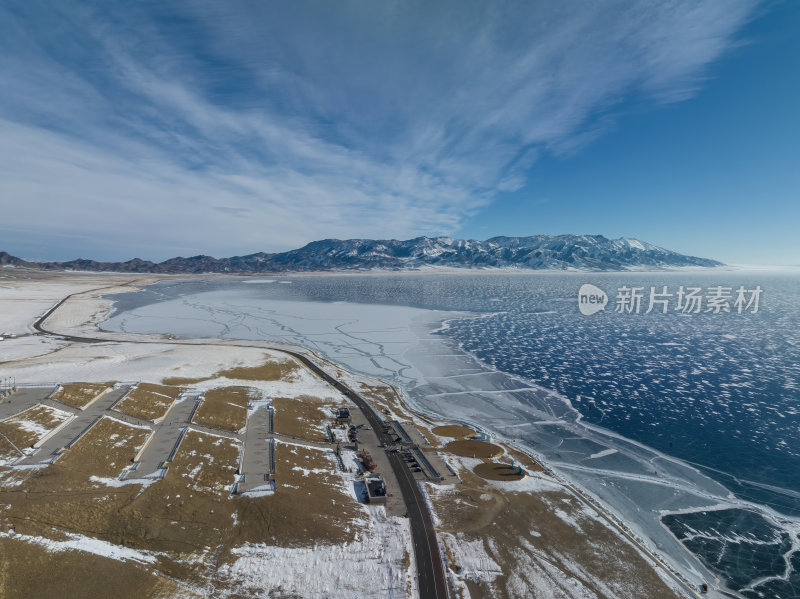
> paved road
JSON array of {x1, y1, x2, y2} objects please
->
[
  {"x1": 238, "y1": 404, "x2": 274, "y2": 493},
  {"x1": 34, "y1": 291, "x2": 451, "y2": 599},
  {"x1": 285, "y1": 351, "x2": 449, "y2": 599},
  {"x1": 124, "y1": 394, "x2": 199, "y2": 479},
  {"x1": 0, "y1": 388, "x2": 52, "y2": 421}
]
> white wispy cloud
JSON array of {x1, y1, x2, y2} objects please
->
[{"x1": 0, "y1": 0, "x2": 758, "y2": 260}]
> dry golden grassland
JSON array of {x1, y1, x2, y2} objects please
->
[
  {"x1": 272, "y1": 395, "x2": 344, "y2": 442},
  {"x1": 127, "y1": 435, "x2": 359, "y2": 555},
  {"x1": 168, "y1": 429, "x2": 240, "y2": 496},
  {"x1": 162, "y1": 359, "x2": 298, "y2": 387},
  {"x1": 432, "y1": 424, "x2": 476, "y2": 439},
  {"x1": 0, "y1": 536, "x2": 186, "y2": 599},
  {"x1": 0, "y1": 413, "x2": 366, "y2": 597},
  {"x1": 115, "y1": 383, "x2": 181, "y2": 421},
  {"x1": 51, "y1": 382, "x2": 110, "y2": 408},
  {"x1": 444, "y1": 439, "x2": 504, "y2": 459},
  {"x1": 430, "y1": 463, "x2": 682, "y2": 599},
  {"x1": 0, "y1": 352, "x2": 379, "y2": 596},
  {"x1": 505, "y1": 446, "x2": 545, "y2": 473},
  {"x1": 216, "y1": 359, "x2": 299, "y2": 381},
  {"x1": 0, "y1": 427, "x2": 36, "y2": 463},
  {"x1": 7, "y1": 403, "x2": 71, "y2": 432},
  {"x1": 0, "y1": 417, "x2": 151, "y2": 548},
  {"x1": 161, "y1": 376, "x2": 207, "y2": 386},
  {"x1": 271, "y1": 442, "x2": 360, "y2": 544},
  {"x1": 64, "y1": 416, "x2": 151, "y2": 479},
  {"x1": 473, "y1": 461, "x2": 526, "y2": 481},
  {"x1": 191, "y1": 386, "x2": 249, "y2": 432},
  {"x1": 359, "y1": 382, "x2": 399, "y2": 405},
  {"x1": 0, "y1": 405, "x2": 71, "y2": 461}
]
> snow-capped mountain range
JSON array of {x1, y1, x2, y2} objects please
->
[{"x1": 0, "y1": 235, "x2": 723, "y2": 273}]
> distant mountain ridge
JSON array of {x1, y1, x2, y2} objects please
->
[{"x1": 0, "y1": 235, "x2": 723, "y2": 273}]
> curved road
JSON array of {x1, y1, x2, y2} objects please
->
[{"x1": 34, "y1": 290, "x2": 450, "y2": 599}]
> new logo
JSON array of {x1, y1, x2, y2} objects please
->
[{"x1": 578, "y1": 284, "x2": 608, "y2": 316}]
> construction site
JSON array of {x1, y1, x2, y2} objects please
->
[
  {"x1": 0, "y1": 353, "x2": 466, "y2": 598},
  {"x1": 0, "y1": 375, "x2": 461, "y2": 499}
]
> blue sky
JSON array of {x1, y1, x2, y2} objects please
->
[{"x1": 1, "y1": 1, "x2": 797, "y2": 264}]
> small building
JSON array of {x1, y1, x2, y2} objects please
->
[
  {"x1": 365, "y1": 478, "x2": 387, "y2": 504},
  {"x1": 336, "y1": 407, "x2": 351, "y2": 422}
]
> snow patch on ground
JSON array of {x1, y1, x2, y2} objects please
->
[
  {"x1": 102, "y1": 414, "x2": 152, "y2": 431},
  {"x1": 10, "y1": 417, "x2": 49, "y2": 439},
  {"x1": 0, "y1": 530, "x2": 160, "y2": 564},
  {"x1": 219, "y1": 506, "x2": 415, "y2": 599},
  {"x1": 484, "y1": 473, "x2": 563, "y2": 494},
  {"x1": 5, "y1": 340, "x2": 287, "y2": 387},
  {"x1": 89, "y1": 475, "x2": 155, "y2": 489},
  {"x1": 442, "y1": 532, "x2": 502, "y2": 585},
  {"x1": 0, "y1": 335, "x2": 68, "y2": 363},
  {"x1": 191, "y1": 370, "x2": 343, "y2": 404},
  {"x1": 238, "y1": 483, "x2": 274, "y2": 497},
  {"x1": 421, "y1": 482, "x2": 457, "y2": 528},
  {"x1": 554, "y1": 506, "x2": 585, "y2": 532},
  {"x1": 505, "y1": 545, "x2": 602, "y2": 599},
  {"x1": 588, "y1": 449, "x2": 618, "y2": 459}
]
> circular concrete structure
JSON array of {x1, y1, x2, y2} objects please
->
[{"x1": 444, "y1": 439, "x2": 503, "y2": 459}]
